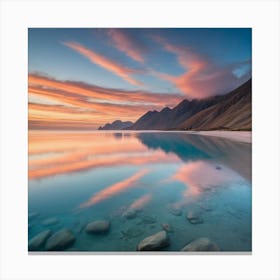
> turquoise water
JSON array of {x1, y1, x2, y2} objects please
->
[{"x1": 28, "y1": 131, "x2": 252, "y2": 252}]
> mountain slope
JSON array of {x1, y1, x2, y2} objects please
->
[
  {"x1": 129, "y1": 79, "x2": 251, "y2": 131},
  {"x1": 98, "y1": 120, "x2": 133, "y2": 130},
  {"x1": 130, "y1": 97, "x2": 222, "y2": 130},
  {"x1": 178, "y1": 79, "x2": 251, "y2": 130}
]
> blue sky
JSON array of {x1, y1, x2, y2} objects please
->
[{"x1": 28, "y1": 28, "x2": 251, "y2": 129}]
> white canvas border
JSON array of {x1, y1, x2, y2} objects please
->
[{"x1": 0, "y1": 0, "x2": 280, "y2": 280}]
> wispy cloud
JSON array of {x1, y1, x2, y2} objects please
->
[
  {"x1": 28, "y1": 73, "x2": 183, "y2": 129},
  {"x1": 63, "y1": 41, "x2": 142, "y2": 86},
  {"x1": 29, "y1": 74, "x2": 182, "y2": 106},
  {"x1": 154, "y1": 37, "x2": 251, "y2": 99},
  {"x1": 106, "y1": 29, "x2": 146, "y2": 63}
]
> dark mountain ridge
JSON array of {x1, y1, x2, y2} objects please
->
[
  {"x1": 129, "y1": 79, "x2": 251, "y2": 131},
  {"x1": 98, "y1": 120, "x2": 133, "y2": 130}
]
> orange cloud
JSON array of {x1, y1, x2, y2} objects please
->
[
  {"x1": 29, "y1": 74, "x2": 182, "y2": 106},
  {"x1": 63, "y1": 41, "x2": 142, "y2": 86},
  {"x1": 107, "y1": 29, "x2": 145, "y2": 63},
  {"x1": 80, "y1": 169, "x2": 149, "y2": 208},
  {"x1": 28, "y1": 73, "x2": 183, "y2": 129}
]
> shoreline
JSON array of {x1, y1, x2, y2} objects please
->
[
  {"x1": 184, "y1": 130, "x2": 252, "y2": 143},
  {"x1": 29, "y1": 129, "x2": 252, "y2": 144}
]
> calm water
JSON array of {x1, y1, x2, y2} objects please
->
[{"x1": 28, "y1": 131, "x2": 252, "y2": 252}]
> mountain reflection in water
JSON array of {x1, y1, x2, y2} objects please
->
[{"x1": 28, "y1": 130, "x2": 251, "y2": 252}]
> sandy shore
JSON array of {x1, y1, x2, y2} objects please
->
[{"x1": 185, "y1": 131, "x2": 252, "y2": 143}]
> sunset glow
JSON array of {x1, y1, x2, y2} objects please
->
[{"x1": 29, "y1": 28, "x2": 251, "y2": 130}]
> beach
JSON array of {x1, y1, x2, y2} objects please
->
[{"x1": 185, "y1": 131, "x2": 252, "y2": 144}]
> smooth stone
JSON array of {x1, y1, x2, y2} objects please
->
[
  {"x1": 186, "y1": 210, "x2": 204, "y2": 224},
  {"x1": 136, "y1": 215, "x2": 157, "y2": 225},
  {"x1": 181, "y1": 238, "x2": 220, "y2": 251},
  {"x1": 42, "y1": 217, "x2": 59, "y2": 226},
  {"x1": 137, "y1": 231, "x2": 169, "y2": 251},
  {"x1": 85, "y1": 220, "x2": 110, "y2": 234},
  {"x1": 168, "y1": 206, "x2": 182, "y2": 216},
  {"x1": 45, "y1": 229, "x2": 75, "y2": 251},
  {"x1": 28, "y1": 230, "x2": 52, "y2": 251},
  {"x1": 120, "y1": 227, "x2": 144, "y2": 241},
  {"x1": 161, "y1": 223, "x2": 174, "y2": 233},
  {"x1": 122, "y1": 209, "x2": 138, "y2": 219}
]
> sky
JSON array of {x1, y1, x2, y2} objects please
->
[{"x1": 28, "y1": 28, "x2": 252, "y2": 130}]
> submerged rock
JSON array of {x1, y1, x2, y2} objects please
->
[
  {"x1": 85, "y1": 220, "x2": 110, "y2": 234},
  {"x1": 181, "y1": 238, "x2": 220, "y2": 251},
  {"x1": 42, "y1": 217, "x2": 59, "y2": 226},
  {"x1": 45, "y1": 229, "x2": 75, "y2": 251},
  {"x1": 161, "y1": 223, "x2": 174, "y2": 233},
  {"x1": 120, "y1": 227, "x2": 144, "y2": 241},
  {"x1": 168, "y1": 206, "x2": 182, "y2": 216},
  {"x1": 137, "y1": 231, "x2": 169, "y2": 251},
  {"x1": 122, "y1": 209, "x2": 138, "y2": 219},
  {"x1": 28, "y1": 230, "x2": 52, "y2": 251},
  {"x1": 186, "y1": 210, "x2": 204, "y2": 224},
  {"x1": 136, "y1": 215, "x2": 157, "y2": 225}
]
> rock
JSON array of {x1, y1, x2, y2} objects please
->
[
  {"x1": 161, "y1": 223, "x2": 174, "y2": 233},
  {"x1": 122, "y1": 209, "x2": 138, "y2": 219},
  {"x1": 168, "y1": 206, "x2": 182, "y2": 216},
  {"x1": 215, "y1": 166, "x2": 222, "y2": 170},
  {"x1": 181, "y1": 238, "x2": 220, "y2": 251},
  {"x1": 137, "y1": 231, "x2": 169, "y2": 251},
  {"x1": 186, "y1": 210, "x2": 204, "y2": 224},
  {"x1": 42, "y1": 217, "x2": 59, "y2": 226},
  {"x1": 202, "y1": 186, "x2": 213, "y2": 192},
  {"x1": 85, "y1": 220, "x2": 110, "y2": 234},
  {"x1": 136, "y1": 215, "x2": 157, "y2": 225},
  {"x1": 28, "y1": 230, "x2": 52, "y2": 251},
  {"x1": 111, "y1": 206, "x2": 127, "y2": 218},
  {"x1": 120, "y1": 227, "x2": 144, "y2": 241},
  {"x1": 45, "y1": 229, "x2": 75, "y2": 251}
]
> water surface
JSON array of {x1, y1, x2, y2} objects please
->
[{"x1": 28, "y1": 131, "x2": 252, "y2": 252}]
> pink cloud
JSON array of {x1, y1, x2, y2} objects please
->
[
  {"x1": 63, "y1": 41, "x2": 142, "y2": 86},
  {"x1": 107, "y1": 29, "x2": 145, "y2": 63},
  {"x1": 154, "y1": 38, "x2": 251, "y2": 99}
]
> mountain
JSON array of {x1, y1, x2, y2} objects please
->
[
  {"x1": 98, "y1": 120, "x2": 133, "y2": 130},
  {"x1": 129, "y1": 79, "x2": 251, "y2": 131},
  {"x1": 178, "y1": 79, "x2": 251, "y2": 130}
]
